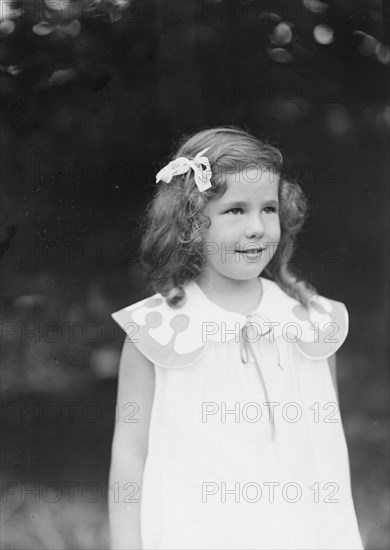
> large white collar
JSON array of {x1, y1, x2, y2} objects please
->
[{"x1": 111, "y1": 277, "x2": 348, "y2": 368}]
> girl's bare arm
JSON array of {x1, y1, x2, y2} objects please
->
[
  {"x1": 109, "y1": 339, "x2": 155, "y2": 549},
  {"x1": 328, "y1": 353, "x2": 339, "y2": 403}
]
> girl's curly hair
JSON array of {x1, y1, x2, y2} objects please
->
[{"x1": 140, "y1": 126, "x2": 316, "y2": 308}]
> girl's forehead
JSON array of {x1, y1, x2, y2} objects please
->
[
  {"x1": 219, "y1": 169, "x2": 280, "y2": 199},
  {"x1": 224, "y1": 168, "x2": 279, "y2": 185}
]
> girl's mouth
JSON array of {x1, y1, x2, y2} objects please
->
[{"x1": 235, "y1": 248, "x2": 265, "y2": 255}]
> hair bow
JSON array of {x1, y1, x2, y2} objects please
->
[{"x1": 155, "y1": 148, "x2": 212, "y2": 192}]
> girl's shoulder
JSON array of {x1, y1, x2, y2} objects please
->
[
  {"x1": 111, "y1": 281, "x2": 240, "y2": 367},
  {"x1": 111, "y1": 278, "x2": 349, "y2": 368},
  {"x1": 259, "y1": 278, "x2": 349, "y2": 360}
]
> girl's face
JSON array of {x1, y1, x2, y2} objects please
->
[{"x1": 201, "y1": 168, "x2": 281, "y2": 283}]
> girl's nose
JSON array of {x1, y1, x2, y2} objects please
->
[{"x1": 245, "y1": 213, "x2": 265, "y2": 239}]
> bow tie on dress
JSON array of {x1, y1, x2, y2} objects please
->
[{"x1": 239, "y1": 312, "x2": 283, "y2": 441}]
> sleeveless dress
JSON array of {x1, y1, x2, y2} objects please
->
[{"x1": 111, "y1": 277, "x2": 364, "y2": 550}]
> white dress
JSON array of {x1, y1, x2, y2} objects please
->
[{"x1": 112, "y1": 277, "x2": 364, "y2": 550}]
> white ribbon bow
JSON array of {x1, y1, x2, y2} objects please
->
[{"x1": 155, "y1": 147, "x2": 212, "y2": 192}]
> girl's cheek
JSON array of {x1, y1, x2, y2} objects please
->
[
  {"x1": 273, "y1": 221, "x2": 282, "y2": 241},
  {"x1": 268, "y1": 217, "x2": 281, "y2": 230}
]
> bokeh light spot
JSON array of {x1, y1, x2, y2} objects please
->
[
  {"x1": 258, "y1": 12, "x2": 281, "y2": 24},
  {"x1": 325, "y1": 105, "x2": 352, "y2": 135},
  {"x1": 355, "y1": 31, "x2": 378, "y2": 56},
  {"x1": 270, "y1": 22, "x2": 293, "y2": 45},
  {"x1": 313, "y1": 24, "x2": 334, "y2": 45},
  {"x1": 303, "y1": 0, "x2": 328, "y2": 14},
  {"x1": 268, "y1": 47, "x2": 292, "y2": 63},
  {"x1": 375, "y1": 43, "x2": 390, "y2": 64},
  {"x1": 0, "y1": 19, "x2": 15, "y2": 36}
]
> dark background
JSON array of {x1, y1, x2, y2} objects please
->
[{"x1": 1, "y1": 0, "x2": 389, "y2": 548}]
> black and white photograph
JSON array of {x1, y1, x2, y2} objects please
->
[{"x1": 1, "y1": 1, "x2": 389, "y2": 549}]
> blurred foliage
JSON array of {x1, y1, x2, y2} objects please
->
[
  {"x1": 1, "y1": 497, "x2": 110, "y2": 549},
  {"x1": 1, "y1": 0, "x2": 389, "y2": 549}
]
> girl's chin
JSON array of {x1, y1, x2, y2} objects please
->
[
  {"x1": 203, "y1": 262, "x2": 271, "y2": 282},
  {"x1": 224, "y1": 268, "x2": 267, "y2": 281}
]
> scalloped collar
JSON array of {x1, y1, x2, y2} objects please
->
[{"x1": 111, "y1": 277, "x2": 348, "y2": 368}]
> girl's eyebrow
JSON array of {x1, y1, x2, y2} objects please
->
[
  {"x1": 220, "y1": 198, "x2": 279, "y2": 209},
  {"x1": 220, "y1": 200, "x2": 248, "y2": 209}
]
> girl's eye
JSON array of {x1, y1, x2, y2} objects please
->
[
  {"x1": 263, "y1": 206, "x2": 278, "y2": 214},
  {"x1": 226, "y1": 208, "x2": 243, "y2": 215}
]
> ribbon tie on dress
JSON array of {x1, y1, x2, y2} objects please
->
[{"x1": 239, "y1": 313, "x2": 283, "y2": 441}]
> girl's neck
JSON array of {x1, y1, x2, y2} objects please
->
[{"x1": 196, "y1": 270, "x2": 263, "y2": 315}]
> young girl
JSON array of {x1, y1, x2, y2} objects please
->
[{"x1": 109, "y1": 127, "x2": 364, "y2": 550}]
